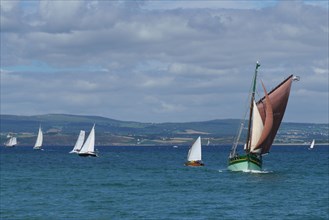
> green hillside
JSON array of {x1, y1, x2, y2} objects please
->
[{"x1": 0, "y1": 114, "x2": 328, "y2": 146}]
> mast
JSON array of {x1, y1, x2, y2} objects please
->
[{"x1": 245, "y1": 62, "x2": 260, "y2": 153}]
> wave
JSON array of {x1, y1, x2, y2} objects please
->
[{"x1": 242, "y1": 169, "x2": 273, "y2": 174}]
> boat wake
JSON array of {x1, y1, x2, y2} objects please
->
[{"x1": 242, "y1": 169, "x2": 273, "y2": 174}]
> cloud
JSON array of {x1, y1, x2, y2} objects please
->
[{"x1": 0, "y1": 0, "x2": 328, "y2": 123}]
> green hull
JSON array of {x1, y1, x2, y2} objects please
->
[{"x1": 228, "y1": 154, "x2": 262, "y2": 172}]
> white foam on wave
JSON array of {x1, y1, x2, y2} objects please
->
[{"x1": 242, "y1": 169, "x2": 273, "y2": 174}]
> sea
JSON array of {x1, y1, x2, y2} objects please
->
[{"x1": 1, "y1": 145, "x2": 328, "y2": 220}]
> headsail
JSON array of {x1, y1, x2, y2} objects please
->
[
  {"x1": 70, "y1": 130, "x2": 85, "y2": 153},
  {"x1": 252, "y1": 81, "x2": 273, "y2": 153},
  {"x1": 250, "y1": 101, "x2": 264, "y2": 153}
]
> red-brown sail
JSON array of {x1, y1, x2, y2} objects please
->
[
  {"x1": 256, "y1": 75, "x2": 293, "y2": 154},
  {"x1": 254, "y1": 81, "x2": 273, "y2": 152}
]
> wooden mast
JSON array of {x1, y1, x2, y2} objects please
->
[{"x1": 245, "y1": 62, "x2": 260, "y2": 153}]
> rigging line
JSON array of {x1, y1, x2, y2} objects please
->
[
  {"x1": 231, "y1": 81, "x2": 253, "y2": 140},
  {"x1": 230, "y1": 68, "x2": 259, "y2": 157}
]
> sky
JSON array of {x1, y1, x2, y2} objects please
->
[{"x1": 0, "y1": 0, "x2": 328, "y2": 124}]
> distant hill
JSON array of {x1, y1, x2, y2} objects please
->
[{"x1": 0, "y1": 114, "x2": 328, "y2": 146}]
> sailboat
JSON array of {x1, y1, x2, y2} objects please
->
[
  {"x1": 185, "y1": 136, "x2": 204, "y2": 166},
  {"x1": 308, "y1": 139, "x2": 315, "y2": 150},
  {"x1": 78, "y1": 124, "x2": 98, "y2": 157},
  {"x1": 228, "y1": 62, "x2": 299, "y2": 171},
  {"x1": 33, "y1": 126, "x2": 43, "y2": 150},
  {"x1": 4, "y1": 135, "x2": 17, "y2": 147},
  {"x1": 69, "y1": 130, "x2": 85, "y2": 153}
]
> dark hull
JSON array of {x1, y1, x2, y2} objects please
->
[{"x1": 78, "y1": 153, "x2": 97, "y2": 157}]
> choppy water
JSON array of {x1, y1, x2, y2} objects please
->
[{"x1": 1, "y1": 145, "x2": 328, "y2": 219}]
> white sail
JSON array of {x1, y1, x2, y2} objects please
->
[
  {"x1": 69, "y1": 130, "x2": 85, "y2": 153},
  {"x1": 309, "y1": 139, "x2": 315, "y2": 149},
  {"x1": 187, "y1": 136, "x2": 202, "y2": 161},
  {"x1": 5, "y1": 136, "x2": 17, "y2": 147},
  {"x1": 33, "y1": 127, "x2": 43, "y2": 149},
  {"x1": 79, "y1": 125, "x2": 95, "y2": 154},
  {"x1": 11, "y1": 137, "x2": 17, "y2": 146},
  {"x1": 250, "y1": 101, "x2": 263, "y2": 154}
]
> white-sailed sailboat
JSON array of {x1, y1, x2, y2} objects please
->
[
  {"x1": 4, "y1": 136, "x2": 17, "y2": 147},
  {"x1": 78, "y1": 125, "x2": 97, "y2": 157},
  {"x1": 69, "y1": 130, "x2": 85, "y2": 154},
  {"x1": 33, "y1": 126, "x2": 43, "y2": 150},
  {"x1": 308, "y1": 139, "x2": 315, "y2": 150},
  {"x1": 185, "y1": 136, "x2": 204, "y2": 166}
]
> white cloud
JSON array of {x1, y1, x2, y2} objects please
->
[
  {"x1": 0, "y1": 0, "x2": 328, "y2": 123},
  {"x1": 0, "y1": 0, "x2": 19, "y2": 12}
]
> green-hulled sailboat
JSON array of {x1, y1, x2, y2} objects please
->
[{"x1": 228, "y1": 62, "x2": 299, "y2": 172}]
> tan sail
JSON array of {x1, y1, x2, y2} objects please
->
[
  {"x1": 250, "y1": 101, "x2": 264, "y2": 153},
  {"x1": 256, "y1": 75, "x2": 293, "y2": 154},
  {"x1": 253, "y1": 81, "x2": 273, "y2": 153}
]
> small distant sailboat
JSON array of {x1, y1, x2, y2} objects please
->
[
  {"x1": 69, "y1": 130, "x2": 85, "y2": 154},
  {"x1": 33, "y1": 126, "x2": 43, "y2": 150},
  {"x1": 185, "y1": 136, "x2": 204, "y2": 166},
  {"x1": 308, "y1": 139, "x2": 315, "y2": 150},
  {"x1": 4, "y1": 135, "x2": 17, "y2": 147},
  {"x1": 228, "y1": 62, "x2": 299, "y2": 171},
  {"x1": 78, "y1": 124, "x2": 98, "y2": 157}
]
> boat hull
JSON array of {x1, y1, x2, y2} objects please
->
[
  {"x1": 78, "y1": 152, "x2": 98, "y2": 157},
  {"x1": 228, "y1": 154, "x2": 262, "y2": 171},
  {"x1": 185, "y1": 161, "x2": 204, "y2": 167},
  {"x1": 5, "y1": 145, "x2": 15, "y2": 148}
]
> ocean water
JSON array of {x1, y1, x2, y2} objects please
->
[{"x1": 1, "y1": 145, "x2": 328, "y2": 220}]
